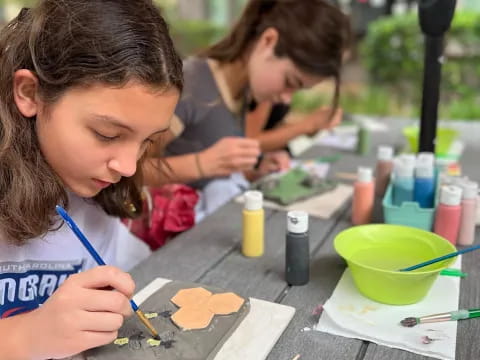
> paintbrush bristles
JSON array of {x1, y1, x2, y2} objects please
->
[
  {"x1": 135, "y1": 309, "x2": 160, "y2": 339},
  {"x1": 400, "y1": 317, "x2": 419, "y2": 327}
]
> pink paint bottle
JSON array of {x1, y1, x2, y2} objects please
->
[
  {"x1": 457, "y1": 181, "x2": 478, "y2": 246},
  {"x1": 434, "y1": 185, "x2": 463, "y2": 245},
  {"x1": 352, "y1": 167, "x2": 375, "y2": 225}
]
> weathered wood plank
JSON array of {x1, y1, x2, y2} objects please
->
[
  {"x1": 196, "y1": 207, "x2": 346, "y2": 301},
  {"x1": 130, "y1": 201, "x2": 275, "y2": 289},
  {"x1": 267, "y1": 220, "x2": 365, "y2": 360}
]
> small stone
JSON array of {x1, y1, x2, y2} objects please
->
[
  {"x1": 147, "y1": 338, "x2": 162, "y2": 347},
  {"x1": 145, "y1": 312, "x2": 158, "y2": 319},
  {"x1": 113, "y1": 337, "x2": 129, "y2": 346}
]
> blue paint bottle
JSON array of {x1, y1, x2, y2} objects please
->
[
  {"x1": 414, "y1": 158, "x2": 435, "y2": 208},
  {"x1": 392, "y1": 157, "x2": 414, "y2": 206}
]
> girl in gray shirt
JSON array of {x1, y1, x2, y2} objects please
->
[{"x1": 144, "y1": 0, "x2": 350, "y2": 216}]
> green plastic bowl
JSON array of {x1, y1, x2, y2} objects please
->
[
  {"x1": 403, "y1": 126, "x2": 458, "y2": 156},
  {"x1": 334, "y1": 225, "x2": 457, "y2": 305}
]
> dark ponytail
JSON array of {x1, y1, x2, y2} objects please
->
[{"x1": 203, "y1": 0, "x2": 351, "y2": 110}]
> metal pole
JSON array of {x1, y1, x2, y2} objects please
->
[
  {"x1": 419, "y1": 36, "x2": 443, "y2": 152},
  {"x1": 417, "y1": 0, "x2": 456, "y2": 154}
]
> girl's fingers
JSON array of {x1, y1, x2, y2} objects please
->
[
  {"x1": 70, "y1": 266, "x2": 136, "y2": 298},
  {"x1": 236, "y1": 138, "x2": 260, "y2": 149},
  {"x1": 227, "y1": 159, "x2": 257, "y2": 172},
  {"x1": 235, "y1": 148, "x2": 262, "y2": 158},
  {"x1": 81, "y1": 330, "x2": 119, "y2": 349},
  {"x1": 79, "y1": 311, "x2": 125, "y2": 332},
  {"x1": 80, "y1": 288, "x2": 132, "y2": 317}
]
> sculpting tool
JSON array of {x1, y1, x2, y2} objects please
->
[
  {"x1": 55, "y1": 205, "x2": 160, "y2": 340},
  {"x1": 399, "y1": 243, "x2": 480, "y2": 271},
  {"x1": 400, "y1": 308, "x2": 480, "y2": 327}
]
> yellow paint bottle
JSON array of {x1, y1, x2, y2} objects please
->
[{"x1": 242, "y1": 191, "x2": 264, "y2": 257}]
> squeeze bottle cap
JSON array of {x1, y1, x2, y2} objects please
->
[
  {"x1": 462, "y1": 181, "x2": 478, "y2": 200},
  {"x1": 440, "y1": 185, "x2": 462, "y2": 206},
  {"x1": 415, "y1": 159, "x2": 434, "y2": 178},
  {"x1": 287, "y1": 211, "x2": 309, "y2": 233},
  {"x1": 393, "y1": 158, "x2": 414, "y2": 178},
  {"x1": 418, "y1": 152, "x2": 435, "y2": 166},
  {"x1": 377, "y1": 146, "x2": 394, "y2": 161},
  {"x1": 400, "y1": 154, "x2": 416, "y2": 168},
  {"x1": 357, "y1": 167, "x2": 373, "y2": 183},
  {"x1": 244, "y1": 191, "x2": 263, "y2": 211}
]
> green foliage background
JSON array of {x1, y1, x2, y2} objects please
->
[{"x1": 361, "y1": 11, "x2": 480, "y2": 120}]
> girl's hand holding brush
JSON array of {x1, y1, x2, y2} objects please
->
[{"x1": 17, "y1": 266, "x2": 135, "y2": 359}]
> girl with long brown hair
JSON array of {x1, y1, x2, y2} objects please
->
[
  {"x1": 144, "y1": 0, "x2": 351, "y2": 218},
  {"x1": 0, "y1": 1, "x2": 182, "y2": 357}
]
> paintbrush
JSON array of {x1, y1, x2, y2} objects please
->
[
  {"x1": 400, "y1": 308, "x2": 480, "y2": 327},
  {"x1": 55, "y1": 205, "x2": 160, "y2": 340},
  {"x1": 399, "y1": 243, "x2": 480, "y2": 271}
]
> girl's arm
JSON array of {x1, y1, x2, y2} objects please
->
[
  {"x1": 143, "y1": 134, "x2": 261, "y2": 186},
  {"x1": 245, "y1": 101, "x2": 308, "y2": 151},
  {"x1": 250, "y1": 120, "x2": 312, "y2": 152},
  {"x1": 247, "y1": 104, "x2": 343, "y2": 152},
  {"x1": 0, "y1": 315, "x2": 31, "y2": 359}
]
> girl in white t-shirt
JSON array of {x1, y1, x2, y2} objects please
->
[{"x1": 0, "y1": 1, "x2": 182, "y2": 358}]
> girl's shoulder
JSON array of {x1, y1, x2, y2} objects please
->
[
  {"x1": 179, "y1": 57, "x2": 223, "y2": 107},
  {"x1": 182, "y1": 56, "x2": 208, "y2": 74}
]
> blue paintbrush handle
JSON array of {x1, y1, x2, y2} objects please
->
[
  {"x1": 55, "y1": 205, "x2": 139, "y2": 311},
  {"x1": 400, "y1": 243, "x2": 480, "y2": 271}
]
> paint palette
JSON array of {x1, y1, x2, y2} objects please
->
[
  {"x1": 256, "y1": 167, "x2": 337, "y2": 205},
  {"x1": 85, "y1": 281, "x2": 250, "y2": 360}
]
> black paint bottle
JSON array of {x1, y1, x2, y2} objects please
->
[{"x1": 285, "y1": 210, "x2": 309, "y2": 285}]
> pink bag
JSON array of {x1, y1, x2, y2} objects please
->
[{"x1": 124, "y1": 185, "x2": 199, "y2": 250}]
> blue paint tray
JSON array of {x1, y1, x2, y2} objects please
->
[{"x1": 382, "y1": 180, "x2": 438, "y2": 231}]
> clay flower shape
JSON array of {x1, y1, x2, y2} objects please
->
[{"x1": 170, "y1": 287, "x2": 245, "y2": 330}]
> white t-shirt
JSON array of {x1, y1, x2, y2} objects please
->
[{"x1": 0, "y1": 194, "x2": 150, "y2": 318}]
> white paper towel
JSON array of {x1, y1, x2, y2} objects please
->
[{"x1": 316, "y1": 257, "x2": 462, "y2": 360}]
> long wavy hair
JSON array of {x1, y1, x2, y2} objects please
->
[
  {"x1": 203, "y1": 0, "x2": 351, "y2": 109},
  {"x1": 0, "y1": 0, "x2": 183, "y2": 245}
]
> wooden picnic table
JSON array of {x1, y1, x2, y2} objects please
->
[{"x1": 130, "y1": 119, "x2": 480, "y2": 360}]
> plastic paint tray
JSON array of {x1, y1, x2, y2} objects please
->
[{"x1": 382, "y1": 180, "x2": 438, "y2": 231}]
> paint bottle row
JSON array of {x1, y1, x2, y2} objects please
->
[
  {"x1": 391, "y1": 152, "x2": 436, "y2": 209},
  {"x1": 357, "y1": 145, "x2": 477, "y2": 246},
  {"x1": 242, "y1": 191, "x2": 310, "y2": 285},
  {"x1": 374, "y1": 147, "x2": 452, "y2": 210}
]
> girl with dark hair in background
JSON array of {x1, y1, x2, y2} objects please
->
[
  {"x1": 0, "y1": 1, "x2": 182, "y2": 357},
  {"x1": 144, "y1": 0, "x2": 351, "y2": 218}
]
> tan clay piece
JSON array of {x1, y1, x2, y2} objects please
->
[
  {"x1": 171, "y1": 287, "x2": 212, "y2": 308},
  {"x1": 171, "y1": 306, "x2": 215, "y2": 330},
  {"x1": 206, "y1": 292, "x2": 245, "y2": 315},
  {"x1": 170, "y1": 288, "x2": 245, "y2": 331}
]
